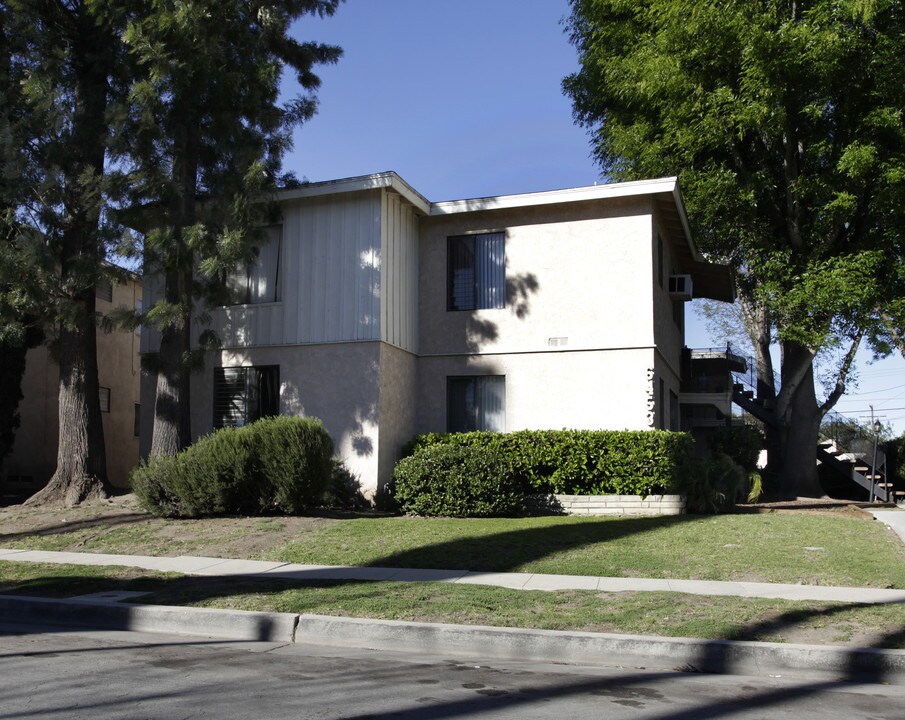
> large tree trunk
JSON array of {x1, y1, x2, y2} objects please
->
[
  {"x1": 25, "y1": 8, "x2": 113, "y2": 506},
  {"x1": 767, "y1": 341, "x2": 826, "y2": 499},
  {"x1": 149, "y1": 99, "x2": 199, "y2": 457},
  {"x1": 150, "y1": 269, "x2": 192, "y2": 456},
  {"x1": 26, "y1": 296, "x2": 112, "y2": 506}
]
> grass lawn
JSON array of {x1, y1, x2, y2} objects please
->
[
  {"x1": 2, "y1": 560, "x2": 904, "y2": 649},
  {"x1": 265, "y1": 513, "x2": 905, "y2": 588},
  {"x1": 2, "y1": 500, "x2": 905, "y2": 588}
]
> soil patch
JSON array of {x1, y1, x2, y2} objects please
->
[{"x1": 0, "y1": 494, "x2": 348, "y2": 559}]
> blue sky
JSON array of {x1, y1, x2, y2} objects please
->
[
  {"x1": 283, "y1": 0, "x2": 905, "y2": 434},
  {"x1": 283, "y1": 0, "x2": 594, "y2": 200}
]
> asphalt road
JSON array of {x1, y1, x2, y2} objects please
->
[{"x1": 1, "y1": 623, "x2": 902, "y2": 720}]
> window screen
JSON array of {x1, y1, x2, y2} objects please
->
[
  {"x1": 96, "y1": 279, "x2": 113, "y2": 302},
  {"x1": 447, "y1": 376, "x2": 505, "y2": 432},
  {"x1": 226, "y1": 225, "x2": 282, "y2": 305},
  {"x1": 99, "y1": 387, "x2": 111, "y2": 413},
  {"x1": 447, "y1": 233, "x2": 505, "y2": 310},
  {"x1": 213, "y1": 366, "x2": 280, "y2": 428}
]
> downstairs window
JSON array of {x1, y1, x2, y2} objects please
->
[{"x1": 213, "y1": 365, "x2": 280, "y2": 428}]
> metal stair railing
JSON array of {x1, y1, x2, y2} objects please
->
[{"x1": 722, "y1": 344, "x2": 892, "y2": 502}]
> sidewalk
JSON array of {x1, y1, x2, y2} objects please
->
[
  {"x1": 3, "y1": 546, "x2": 905, "y2": 604},
  {"x1": 4, "y1": 545, "x2": 905, "y2": 683},
  {"x1": 4, "y1": 539, "x2": 905, "y2": 681}
]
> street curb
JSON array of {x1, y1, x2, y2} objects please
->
[
  {"x1": 296, "y1": 614, "x2": 905, "y2": 682},
  {"x1": 0, "y1": 595, "x2": 298, "y2": 643},
  {"x1": 3, "y1": 595, "x2": 905, "y2": 683}
]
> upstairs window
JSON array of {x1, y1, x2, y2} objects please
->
[
  {"x1": 96, "y1": 278, "x2": 113, "y2": 303},
  {"x1": 447, "y1": 232, "x2": 505, "y2": 311},
  {"x1": 213, "y1": 365, "x2": 279, "y2": 428},
  {"x1": 99, "y1": 386, "x2": 111, "y2": 413},
  {"x1": 447, "y1": 376, "x2": 505, "y2": 433},
  {"x1": 227, "y1": 225, "x2": 282, "y2": 305}
]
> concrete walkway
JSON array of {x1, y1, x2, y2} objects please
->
[
  {"x1": 867, "y1": 507, "x2": 905, "y2": 545},
  {"x1": 2, "y1": 546, "x2": 905, "y2": 605}
]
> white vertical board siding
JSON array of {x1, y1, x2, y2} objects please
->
[
  {"x1": 381, "y1": 191, "x2": 419, "y2": 352},
  {"x1": 214, "y1": 303, "x2": 283, "y2": 347},
  {"x1": 289, "y1": 190, "x2": 382, "y2": 344},
  {"x1": 209, "y1": 190, "x2": 383, "y2": 347}
]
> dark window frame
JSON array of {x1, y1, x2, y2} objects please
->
[
  {"x1": 446, "y1": 232, "x2": 506, "y2": 311},
  {"x1": 96, "y1": 278, "x2": 113, "y2": 303},
  {"x1": 446, "y1": 375, "x2": 506, "y2": 433},
  {"x1": 226, "y1": 225, "x2": 283, "y2": 306},
  {"x1": 213, "y1": 365, "x2": 280, "y2": 429},
  {"x1": 99, "y1": 386, "x2": 111, "y2": 413}
]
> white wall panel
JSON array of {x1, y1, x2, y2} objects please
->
[
  {"x1": 381, "y1": 191, "x2": 419, "y2": 352},
  {"x1": 202, "y1": 190, "x2": 383, "y2": 348}
]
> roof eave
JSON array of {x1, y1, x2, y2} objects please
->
[{"x1": 274, "y1": 172, "x2": 431, "y2": 214}]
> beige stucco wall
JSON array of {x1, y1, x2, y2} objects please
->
[
  {"x1": 377, "y1": 343, "x2": 418, "y2": 493},
  {"x1": 187, "y1": 341, "x2": 383, "y2": 495},
  {"x1": 419, "y1": 196, "x2": 655, "y2": 357},
  {"x1": 651, "y1": 209, "x2": 687, "y2": 383},
  {"x1": 416, "y1": 348, "x2": 656, "y2": 434},
  {"x1": 4, "y1": 276, "x2": 142, "y2": 491},
  {"x1": 98, "y1": 278, "x2": 143, "y2": 486}
]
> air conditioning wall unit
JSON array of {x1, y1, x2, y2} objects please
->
[{"x1": 668, "y1": 274, "x2": 693, "y2": 300}]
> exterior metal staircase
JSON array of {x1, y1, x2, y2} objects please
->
[
  {"x1": 815, "y1": 439, "x2": 892, "y2": 502},
  {"x1": 727, "y1": 357, "x2": 900, "y2": 504}
]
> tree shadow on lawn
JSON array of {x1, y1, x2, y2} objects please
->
[
  {"x1": 359, "y1": 514, "x2": 705, "y2": 573},
  {"x1": 4, "y1": 571, "x2": 905, "y2": 693},
  {"x1": 0, "y1": 512, "x2": 151, "y2": 544}
]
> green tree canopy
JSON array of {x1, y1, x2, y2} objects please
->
[
  {"x1": 1, "y1": 1, "x2": 342, "y2": 504},
  {"x1": 115, "y1": 1, "x2": 342, "y2": 457},
  {"x1": 564, "y1": 0, "x2": 905, "y2": 496}
]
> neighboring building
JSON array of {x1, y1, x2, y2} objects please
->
[
  {"x1": 2, "y1": 273, "x2": 143, "y2": 498},
  {"x1": 139, "y1": 173, "x2": 734, "y2": 498}
]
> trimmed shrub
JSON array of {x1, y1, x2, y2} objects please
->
[
  {"x1": 326, "y1": 459, "x2": 370, "y2": 510},
  {"x1": 392, "y1": 444, "x2": 524, "y2": 517},
  {"x1": 131, "y1": 416, "x2": 334, "y2": 517},
  {"x1": 673, "y1": 453, "x2": 743, "y2": 513},
  {"x1": 246, "y1": 416, "x2": 334, "y2": 514},
  {"x1": 709, "y1": 425, "x2": 763, "y2": 472},
  {"x1": 403, "y1": 429, "x2": 693, "y2": 496}
]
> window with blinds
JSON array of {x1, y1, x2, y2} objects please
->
[
  {"x1": 96, "y1": 278, "x2": 113, "y2": 302},
  {"x1": 226, "y1": 225, "x2": 282, "y2": 305},
  {"x1": 447, "y1": 376, "x2": 505, "y2": 433},
  {"x1": 213, "y1": 366, "x2": 280, "y2": 428},
  {"x1": 447, "y1": 233, "x2": 505, "y2": 311}
]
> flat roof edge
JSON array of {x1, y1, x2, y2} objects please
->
[
  {"x1": 273, "y1": 172, "x2": 431, "y2": 214},
  {"x1": 429, "y1": 177, "x2": 679, "y2": 216}
]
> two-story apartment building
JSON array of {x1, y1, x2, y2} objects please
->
[
  {"x1": 3, "y1": 272, "x2": 143, "y2": 498},
  {"x1": 139, "y1": 173, "x2": 733, "y2": 498}
]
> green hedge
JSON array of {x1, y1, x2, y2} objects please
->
[
  {"x1": 403, "y1": 429, "x2": 693, "y2": 496},
  {"x1": 392, "y1": 444, "x2": 524, "y2": 517},
  {"x1": 709, "y1": 425, "x2": 763, "y2": 472},
  {"x1": 132, "y1": 416, "x2": 335, "y2": 517}
]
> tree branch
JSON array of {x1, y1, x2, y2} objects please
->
[
  {"x1": 818, "y1": 330, "x2": 864, "y2": 418},
  {"x1": 881, "y1": 312, "x2": 905, "y2": 357}
]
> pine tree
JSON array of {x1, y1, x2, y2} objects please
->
[
  {"x1": 2, "y1": 1, "x2": 131, "y2": 505},
  {"x1": 118, "y1": 1, "x2": 342, "y2": 457}
]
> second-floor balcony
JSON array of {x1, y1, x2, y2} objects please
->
[{"x1": 679, "y1": 347, "x2": 749, "y2": 425}]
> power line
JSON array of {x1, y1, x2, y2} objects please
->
[
  {"x1": 841, "y1": 383, "x2": 905, "y2": 396},
  {"x1": 831, "y1": 406, "x2": 905, "y2": 414}
]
